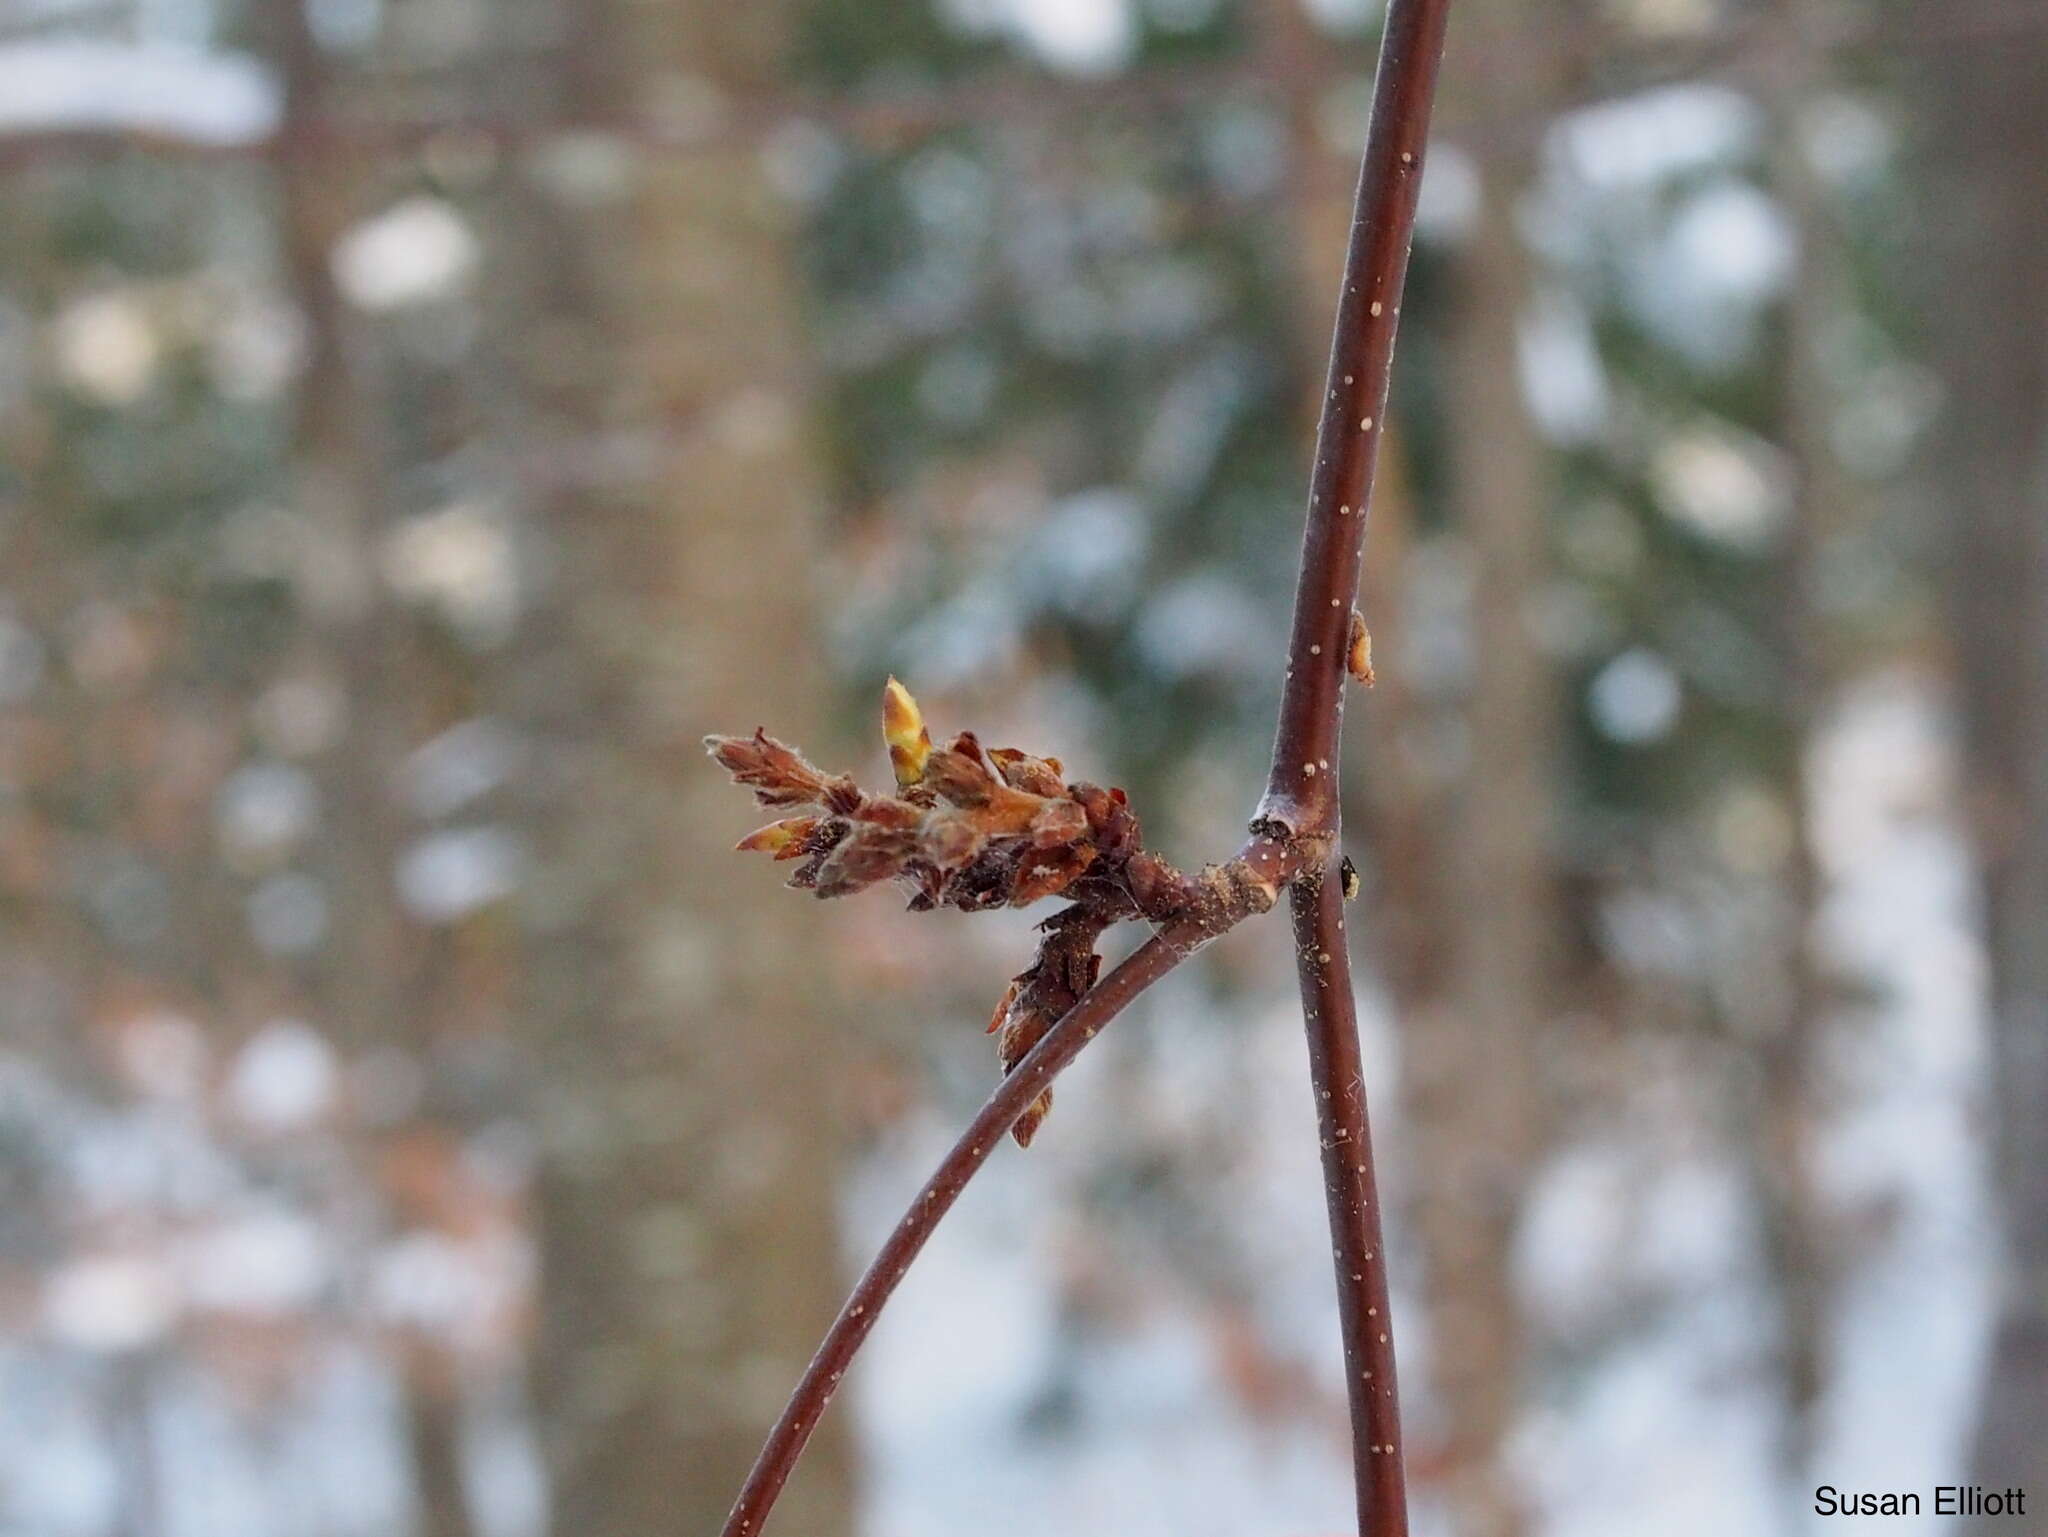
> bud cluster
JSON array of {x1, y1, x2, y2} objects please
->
[
  {"x1": 707, "y1": 678, "x2": 1277, "y2": 1146},
  {"x1": 708, "y1": 679, "x2": 1145, "y2": 913}
]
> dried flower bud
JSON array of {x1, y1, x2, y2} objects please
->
[
  {"x1": 923, "y1": 740, "x2": 997, "y2": 808},
  {"x1": 919, "y1": 810, "x2": 986, "y2": 871},
  {"x1": 735, "y1": 817, "x2": 821, "y2": 860},
  {"x1": 992, "y1": 930, "x2": 1106, "y2": 1146},
  {"x1": 813, "y1": 823, "x2": 917, "y2": 898},
  {"x1": 995, "y1": 1002, "x2": 1055, "y2": 1146},
  {"x1": 988, "y1": 747, "x2": 1065, "y2": 798},
  {"x1": 786, "y1": 819, "x2": 850, "y2": 890},
  {"x1": 882, "y1": 676, "x2": 932, "y2": 787},
  {"x1": 985, "y1": 979, "x2": 1020, "y2": 1036},
  {"x1": 1069, "y1": 783, "x2": 1139, "y2": 861},
  {"x1": 1028, "y1": 798, "x2": 1089, "y2": 849},
  {"x1": 1012, "y1": 1087, "x2": 1054, "y2": 1147},
  {"x1": 705, "y1": 729, "x2": 834, "y2": 808},
  {"x1": 713, "y1": 678, "x2": 1193, "y2": 929},
  {"x1": 854, "y1": 797, "x2": 923, "y2": 830},
  {"x1": 1347, "y1": 610, "x2": 1375, "y2": 687},
  {"x1": 1011, "y1": 842, "x2": 1095, "y2": 906},
  {"x1": 820, "y1": 776, "x2": 866, "y2": 816}
]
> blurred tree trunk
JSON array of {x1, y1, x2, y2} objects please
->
[
  {"x1": 1918, "y1": 29, "x2": 2048, "y2": 1520},
  {"x1": 507, "y1": 5, "x2": 855, "y2": 1536},
  {"x1": 1421, "y1": 139, "x2": 1549, "y2": 1537},
  {"x1": 260, "y1": 4, "x2": 476, "y2": 1535},
  {"x1": 1749, "y1": 9, "x2": 1846, "y2": 1486},
  {"x1": 1412, "y1": 11, "x2": 1565, "y2": 1535}
]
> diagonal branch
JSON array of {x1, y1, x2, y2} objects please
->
[{"x1": 722, "y1": 915, "x2": 1220, "y2": 1537}]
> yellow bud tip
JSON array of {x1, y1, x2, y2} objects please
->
[
  {"x1": 735, "y1": 817, "x2": 814, "y2": 858},
  {"x1": 882, "y1": 675, "x2": 932, "y2": 787}
]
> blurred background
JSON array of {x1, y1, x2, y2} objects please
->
[{"x1": 0, "y1": 0, "x2": 2042, "y2": 1534}]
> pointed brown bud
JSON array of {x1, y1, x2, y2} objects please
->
[
  {"x1": 705, "y1": 729, "x2": 835, "y2": 808},
  {"x1": 996, "y1": 1001, "x2": 1056, "y2": 1147},
  {"x1": 986, "y1": 979, "x2": 1021, "y2": 1035},
  {"x1": 1347, "y1": 610, "x2": 1376, "y2": 687},
  {"x1": 882, "y1": 676, "x2": 932, "y2": 788},
  {"x1": 1011, "y1": 1091, "x2": 1053, "y2": 1148},
  {"x1": 735, "y1": 816, "x2": 821, "y2": 860}
]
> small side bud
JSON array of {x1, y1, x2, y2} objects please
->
[
  {"x1": 986, "y1": 979, "x2": 1021, "y2": 1035},
  {"x1": 1340, "y1": 854, "x2": 1362, "y2": 901},
  {"x1": 1346, "y1": 610, "x2": 1376, "y2": 687},
  {"x1": 996, "y1": 1001, "x2": 1056, "y2": 1147},
  {"x1": 882, "y1": 676, "x2": 932, "y2": 787},
  {"x1": 1011, "y1": 1091, "x2": 1053, "y2": 1148}
]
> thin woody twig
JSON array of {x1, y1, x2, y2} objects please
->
[
  {"x1": 721, "y1": 932, "x2": 1187, "y2": 1537},
  {"x1": 1260, "y1": 0, "x2": 1448, "y2": 837}
]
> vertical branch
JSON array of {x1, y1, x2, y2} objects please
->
[
  {"x1": 1262, "y1": 1, "x2": 1453, "y2": 1531},
  {"x1": 1259, "y1": 0, "x2": 1454, "y2": 833},
  {"x1": 1292, "y1": 870, "x2": 1408, "y2": 1537}
]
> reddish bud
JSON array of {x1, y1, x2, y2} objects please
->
[
  {"x1": 986, "y1": 979, "x2": 1021, "y2": 1036},
  {"x1": 922, "y1": 744, "x2": 996, "y2": 808},
  {"x1": 854, "y1": 797, "x2": 922, "y2": 830},
  {"x1": 812, "y1": 824, "x2": 916, "y2": 898},
  {"x1": 1011, "y1": 842, "x2": 1095, "y2": 906},
  {"x1": 705, "y1": 729, "x2": 835, "y2": 808},
  {"x1": 735, "y1": 817, "x2": 821, "y2": 860},
  {"x1": 988, "y1": 747, "x2": 1066, "y2": 798},
  {"x1": 1028, "y1": 798, "x2": 1089, "y2": 849},
  {"x1": 919, "y1": 811, "x2": 986, "y2": 871}
]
